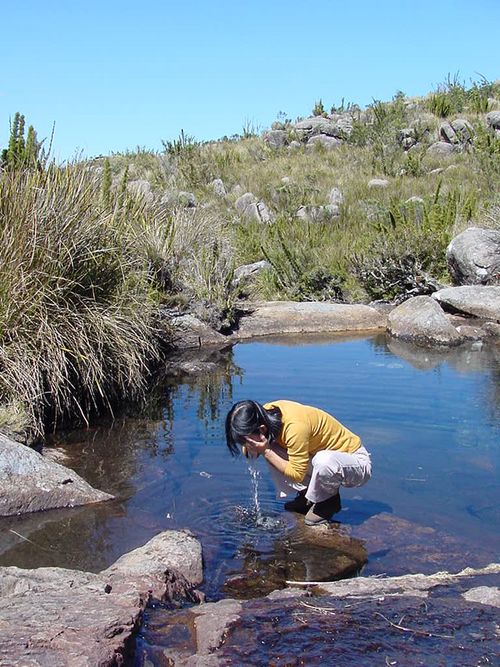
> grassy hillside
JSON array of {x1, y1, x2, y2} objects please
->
[{"x1": 1, "y1": 77, "x2": 499, "y2": 435}]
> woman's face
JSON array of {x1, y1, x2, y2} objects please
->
[{"x1": 241, "y1": 425, "x2": 269, "y2": 456}]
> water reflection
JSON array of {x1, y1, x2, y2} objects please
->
[{"x1": 0, "y1": 335, "x2": 498, "y2": 597}]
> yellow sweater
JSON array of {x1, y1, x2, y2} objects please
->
[{"x1": 264, "y1": 400, "x2": 361, "y2": 483}]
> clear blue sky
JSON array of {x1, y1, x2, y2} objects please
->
[{"x1": 1, "y1": 0, "x2": 499, "y2": 160}]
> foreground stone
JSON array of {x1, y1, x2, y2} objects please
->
[
  {"x1": 387, "y1": 296, "x2": 465, "y2": 347},
  {"x1": 447, "y1": 227, "x2": 500, "y2": 285},
  {"x1": 0, "y1": 433, "x2": 113, "y2": 517},
  {"x1": 433, "y1": 285, "x2": 500, "y2": 322},
  {"x1": 231, "y1": 302, "x2": 386, "y2": 339},
  {"x1": 155, "y1": 564, "x2": 499, "y2": 666},
  {"x1": 0, "y1": 530, "x2": 203, "y2": 667}
]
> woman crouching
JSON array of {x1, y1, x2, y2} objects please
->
[{"x1": 225, "y1": 399, "x2": 371, "y2": 526}]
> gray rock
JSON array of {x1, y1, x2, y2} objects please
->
[
  {"x1": 171, "y1": 314, "x2": 227, "y2": 349},
  {"x1": 264, "y1": 129, "x2": 288, "y2": 148},
  {"x1": 294, "y1": 117, "x2": 343, "y2": 139},
  {"x1": 178, "y1": 191, "x2": 197, "y2": 208},
  {"x1": 0, "y1": 434, "x2": 113, "y2": 517},
  {"x1": 231, "y1": 184, "x2": 244, "y2": 197},
  {"x1": 427, "y1": 141, "x2": 456, "y2": 156},
  {"x1": 231, "y1": 302, "x2": 386, "y2": 340},
  {"x1": 211, "y1": 178, "x2": 226, "y2": 197},
  {"x1": 233, "y1": 260, "x2": 271, "y2": 286},
  {"x1": 429, "y1": 167, "x2": 445, "y2": 175},
  {"x1": 486, "y1": 110, "x2": 500, "y2": 129},
  {"x1": 328, "y1": 113, "x2": 354, "y2": 138},
  {"x1": 432, "y1": 286, "x2": 500, "y2": 322},
  {"x1": 446, "y1": 227, "x2": 500, "y2": 285},
  {"x1": 387, "y1": 296, "x2": 465, "y2": 347},
  {"x1": 305, "y1": 135, "x2": 342, "y2": 151},
  {"x1": 235, "y1": 193, "x2": 273, "y2": 223},
  {"x1": 368, "y1": 178, "x2": 389, "y2": 189},
  {"x1": 397, "y1": 127, "x2": 416, "y2": 144},
  {"x1": 439, "y1": 119, "x2": 474, "y2": 144},
  {"x1": 329, "y1": 187, "x2": 344, "y2": 207},
  {"x1": 296, "y1": 204, "x2": 340, "y2": 222},
  {"x1": 482, "y1": 321, "x2": 500, "y2": 338},
  {"x1": 0, "y1": 530, "x2": 203, "y2": 666},
  {"x1": 288, "y1": 140, "x2": 302, "y2": 150},
  {"x1": 103, "y1": 529, "x2": 203, "y2": 595}
]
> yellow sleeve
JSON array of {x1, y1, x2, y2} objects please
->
[{"x1": 282, "y1": 421, "x2": 311, "y2": 482}]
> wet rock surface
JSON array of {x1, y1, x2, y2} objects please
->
[
  {"x1": 0, "y1": 530, "x2": 203, "y2": 666},
  {"x1": 0, "y1": 433, "x2": 113, "y2": 517},
  {"x1": 231, "y1": 301, "x2": 386, "y2": 339},
  {"x1": 147, "y1": 564, "x2": 499, "y2": 666}
]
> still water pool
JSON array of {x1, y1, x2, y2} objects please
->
[{"x1": 0, "y1": 334, "x2": 499, "y2": 602}]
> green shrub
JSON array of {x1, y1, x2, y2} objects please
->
[{"x1": 0, "y1": 165, "x2": 162, "y2": 434}]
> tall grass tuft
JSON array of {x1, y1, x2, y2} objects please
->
[{"x1": 0, "y1": 165, "x2": 161, "y2": 435}]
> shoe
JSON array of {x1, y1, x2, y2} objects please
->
[
  {"x1": 284, "y1": 490, "x2": 311, "y2": 514},
  {"x1": 304, "y1": 493, "x2": 342, "y2": 526}
]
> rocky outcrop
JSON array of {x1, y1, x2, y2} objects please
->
[
  {"x1": 387, "y1": 296, "x2": 465, "y2": 347},
  {"x1": 264, "y1": 129, "x2": 288, "y2": 148},
  {"x1": 156, "y1": 563, "x2": 500, "y2": 665},
  {"x1": 306, "y1": 134, "x2": 342, "y2": 151},
  {"x1": 0, "y1": 530, "x2": 203, "y2": 666},
  {"x1": 235, "y1": 192, "x2": 273, "y2": 223},
  {"x1": 446, "y1": 227, "x2": 500, "y2": 285},
  {"x1": 231, "y1": 302, "x2": 386, "y2": 339},
  {"x1": 432, "y1": 285, "x2": 500, "y2": 321},
  {"x1": 439, "y1": 118, "x2": 474, "y2": 145},
  {"x1": 0, "y1": 433, "x2": 113, "y2": 517}
]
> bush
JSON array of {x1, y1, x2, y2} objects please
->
[{"x1": 0, "y1": 165, "x2": 162, "y2": 434}]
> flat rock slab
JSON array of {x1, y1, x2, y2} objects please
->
[
  {"x1": 0, "y1": 433, "x2": 113, "y2": 517},
  {"x1": 433, "y1": 285, "x2": 500, "y2": 322},
  {"x1": 0, "y1": 529, "x2": 202, "y2": 666},
  {"x1": 231, "y1": 302, "x2": 386, "y2": 339},
  {"x1": 153, "y1": 564, "x2": 499, "y2": 666}
]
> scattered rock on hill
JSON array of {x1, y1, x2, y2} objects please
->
[
  {"x1": 211, "y1": 178, "x2": 226, "y2": 197},
  {"x1": 439, "y1": 119, "x2": 474, "y2": 145},
  {"x1": 387, "y1": 296, "x2": 465, "y2": 347},
  {"x1": 486, "y1": 110, "x2": 500, "y2": 129},
  {"x1": 446, "y1": 227, "x2": 500, "y2": 285},
  {"x1": 264, "y1": 129, "x2": 288, "y2": 148},
  {"x1": 432, "y1": 286, "x2": 500, "y2": 322},
  {"x1": 368, "y1": 178, "x2": 389, "y2": 189},
  {"x1": 233, "y1": 260, "x2": 271, "y2": 287},
  {"x1": 0, "y1": 433, "x2": 113, "y2": 517},
  {"x1": 427, "y1": 141, "x2": 456, "y2": 156},
  {"x1": 235, "y1": 192, "x2": 273, "y2": 223},
  {"x1": 127, "y1": 179, "x2": 154, "y2": 202},
  {"x1": 306, "y1": 135, "x2": 342, "y2": 151},
  {"x1": 296, "y1": 204, "x2": 340, "y2": 222}
]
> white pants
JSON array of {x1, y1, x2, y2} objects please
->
[{"x1": 268, "y1": 445, "x2": 372, "y2": 504}]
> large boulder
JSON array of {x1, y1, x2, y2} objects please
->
[
  {"x1": 432, "y1": 286, "x2": 500, "y2": 322},
  {"x1": 0, "y1": 530, "x2": 203, "y2": 666},
  {"x1": 170, "y1": 314, "x2": 228, "y2": 349},
  {"x1": 231, "y1": 302, "x2": 386, "y2": 339},
  {"x1": 387, "y1": 296, "x2": 465, "y2": 347},
  {"x1": 293, "y1": 117, "x2": 343, "y2": 139},
  {"x1": 486, "y1": 110, "x2": 500, "y2": 130},
  {"x1": 446, "y1": 227, "x2": 500, "y2": 285},
  {"x1": 0, "y1": 434, "x2": 113, "y2": 517}
]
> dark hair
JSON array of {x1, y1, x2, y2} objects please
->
[{"x1": 225, "y1": 400, "x2": 282, "y2": 456}]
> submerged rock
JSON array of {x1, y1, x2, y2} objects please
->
[
  {"x1": 0, "y1": 530, "x2": 203, "y2": 666},
  {"x1": 0, "y1": 433, "x2": 113, "y2": 517}
]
